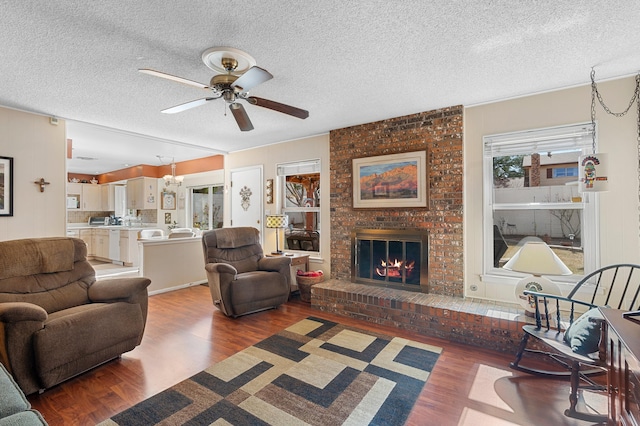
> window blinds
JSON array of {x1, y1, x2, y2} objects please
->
[{"x1": 484, "y1": 123, "x2": 594, "y2": 156}]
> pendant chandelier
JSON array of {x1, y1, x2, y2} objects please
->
[{"x1": 163, "y1": 159, "x2": 184, "y2": 187}]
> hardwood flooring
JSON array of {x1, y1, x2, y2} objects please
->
[{"x1": 28, "y1": 285, "x2": 606, "y2": 425}]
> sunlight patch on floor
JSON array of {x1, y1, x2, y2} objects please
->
[
  {"x1": 485, "y1": 309, "x2": 520, "y2": 321},
  {"x1": 458, "y1": 407, "x2": 519, "y2": 426},
  {"x1": 468, "y1": 364, "x2": 514, "y2": 412}
]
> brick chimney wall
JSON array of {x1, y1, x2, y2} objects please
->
[
  {"x1": 530, "y1": 153, "x2": 541, "y2": 187},
  {"x1": 329, "y1": 106, "x2": 464, "y2": 297}
]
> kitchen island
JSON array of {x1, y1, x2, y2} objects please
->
[{"x1": 138, "y1": 235, "x2": 206, "y2": 294}]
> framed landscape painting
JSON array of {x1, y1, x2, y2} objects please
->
[
  {"x1": 353, "y1": 151, "x2": 427, "y2": 208},
  {"x1": 0, "y1": 156, "x2": 13, "y2": 216}
]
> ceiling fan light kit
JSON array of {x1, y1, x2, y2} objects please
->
[
  {"x1": 140, "y1": 47, "x2": 308, "y2": 131},
  {"x1": 201, "y1": 47, "x2": 256, "y2": 75}
]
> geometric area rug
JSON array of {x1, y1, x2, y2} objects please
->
[{"x1": 99, "y1": 316, "x2": 442, "y2": 426}]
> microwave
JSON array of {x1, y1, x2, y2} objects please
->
[{"x1": 67, "y1": 196, "x2": 79, "y2": 209}]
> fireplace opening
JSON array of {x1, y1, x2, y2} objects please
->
[{"x1": 351, "y1": 229, "x2": 428, "y2": 292}]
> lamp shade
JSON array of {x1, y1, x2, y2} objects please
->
[
  {"x1": 503, "y1": 241, "x2": 572, "y2": 276},
  {"x1": 266, "y1": 214, "x2": 288, "y2": 229}
]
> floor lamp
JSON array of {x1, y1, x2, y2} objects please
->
[{"x1": 266, "y1": 214, "x2": 288, "y2": 255}]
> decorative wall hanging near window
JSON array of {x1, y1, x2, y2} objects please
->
[
  {"x1": 266, "y1": 179, "x2": 273, "y2": 204},
  {"x1": 352, "y1": 151, "x2": 427, "y2": 208},
  {"x1": 581, "y1": 69, "x2": 640, "y2": 193},
  {"x1": 0, "y1": 156, "x2": 13, "y2": 216},
  {"x1": 578, "y1": 153, "x2": 608, "y2": 192},
  {"x1": 239, "y1": 185, "x2": 252, "y2": 211}
]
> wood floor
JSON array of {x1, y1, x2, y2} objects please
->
[{"x1": 28, "y1": 285, "x2": 607, "y2": 425}]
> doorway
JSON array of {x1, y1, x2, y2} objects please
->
[{"x1": 230, "y1": 166, "x2": 263, "y2": 233}]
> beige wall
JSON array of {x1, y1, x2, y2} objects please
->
[
  {"x1": 0, "y1": 107, "x2": 67, "y2": 241},
  {"x1": 226, "y1": 134, "x2": 330, "y2": 274},
  {"x1": 138, "y1": 237, "x2": 206, "y2": 294},
  {"x1": 464, "y1": 76, "x2": 640, "y2": 302}
]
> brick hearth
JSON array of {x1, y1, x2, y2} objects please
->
[{"x1": 310, "y1": 280, "x2": 530, "y2": 353}]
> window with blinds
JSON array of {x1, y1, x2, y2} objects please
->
[
  {"x1": 277, "y1": 159, "x2": 321, "y2": 254},
  {"x1": 483, "y1": 122, "x2": 599, "y2": 280}
]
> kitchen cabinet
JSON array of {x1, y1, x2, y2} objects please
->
[
  {"x1": 66, "y1": 183, "x2": 82, "y2": 209},
  {"x1": 82, "y1": 184, "x2": 102, "y2": 211},
  {"x1": 127, "y1": 177, "x2": 158, "y2": 210},
  {"x1": 119, "y1": 229, "x2": 139, "y2": 266},
  {"x1": 79, "y1": 229, "x2": 94, "y2": 256},
  {"x1": 66, "y1": 183, "x2": 102, "y2": 211},
  {"x1": 101, "y1": 184, "x2": 114, "y2": 211},
  {"x1": 93, "y1": 229, "x2": 110, "y2": 260}
]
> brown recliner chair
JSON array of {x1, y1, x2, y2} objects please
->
[
  {"x1": 0, "y1": 237, "x2": 151, "y2": 395},
  {"x1": 202, "y1": 227, "x2": 291, "y2": 317}
]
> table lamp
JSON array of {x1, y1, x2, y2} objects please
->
[
  {"x1": 266, "y1": 214, "x2": 288, "y2": 255},
  {"x1": 503, "y1": 241, "x2": 572, "y2": 313}
]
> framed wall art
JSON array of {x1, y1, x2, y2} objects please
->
[
  {"x1": 0, "y1": 156, "x2": 13, "y2": 216},
  {"x1": 161, "y1": 191, "x2": 176, "y2": 210},
  {"x1": 353, "y1": 151, "x2": 427, "y2": 208},
  {"x1": 266, "y1": 179, "x2": 274, "y2": 204}
]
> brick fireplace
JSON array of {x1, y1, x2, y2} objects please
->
[
  {"x1": 351, "y1": 228, "x2": 429, "y2": 292},
  {"x1": 317, "y1": 106, "x2": 528, "y2": 353},
  {"x1": 330, "y1": 106, "x2": 464, "y2": 297}
]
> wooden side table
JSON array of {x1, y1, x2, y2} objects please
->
[{"x1": 266, "y1": 253, "x2": 309, "y2": 292}]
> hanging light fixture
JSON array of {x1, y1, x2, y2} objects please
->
[
  {"x1": 163, "y1": 158, "x2": 184, "y2": 187},
  {"x1": 580, "y1": 69, "x2": 640, "y2": 192}
]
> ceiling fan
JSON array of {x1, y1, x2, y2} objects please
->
[{"x1": 139, "y1": 47, "x2": 309, "y2": 132}]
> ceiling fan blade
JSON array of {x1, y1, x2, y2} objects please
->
[
  {"x1": 161, "y1": 97, "x2": 219, "y2": 114},
  {"x1": 246, "y1": 96, "x2": 309, "y2": 119},
  {"x1": 139, "y1": 68, "x2": 211, "y2": 90},
  {"x1": 229, "y1": 103, "x2": 254, "y2": 131},
  {"x1": 231, "y1": 66, "x2": 273, "y2": 92}
]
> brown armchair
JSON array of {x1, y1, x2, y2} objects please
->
[
  {"x1": 202, "y1": 227, "x2": 291, "y2": 317},
  {"x1": 0, "y1": 237, "x2": 151, "y2": 395}
]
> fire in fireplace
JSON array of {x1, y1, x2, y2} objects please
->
[
  {"x1": 376, "y1": 258, "x2": 415, "y2": 279},
  {"x1": 351, "y1": 229, "x2": 428, "y2": 292}
]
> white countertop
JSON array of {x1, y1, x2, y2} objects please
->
[
  {"x1": 66, "y1": 224, "x2": 158, "y2": 230},
  {"x1": 138, "y1": 235, "x2": 202, "y2": 244}
]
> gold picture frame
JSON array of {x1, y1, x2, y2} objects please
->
[{"x1": 353, "y1": 151, "x2": 427, "y2": 209}]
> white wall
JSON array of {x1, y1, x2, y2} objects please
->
[
  {"x1": 0, "y1": 107, "x2": 66, "y2": 241},
  {"x1": 226, "y1": 134, "x2": 330, "y2": 274},
  {"x1": 464, "y1": 76, "x2": 640, "y2": 302}
]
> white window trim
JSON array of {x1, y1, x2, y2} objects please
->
[
  {"x1": 482, "y1": 122, "x2": 600, "y2": 285},
  {"x1": 277, "y1": 159, "x2": 321, "y2": 256}
]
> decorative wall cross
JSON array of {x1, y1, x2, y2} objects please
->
[{"x1": 34, "y1": 178, "x2": 50, "y2": 192}]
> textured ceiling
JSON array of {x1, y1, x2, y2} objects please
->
[{"x1": 1, "y1": 1, "x2": 640, "y2": 174}]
